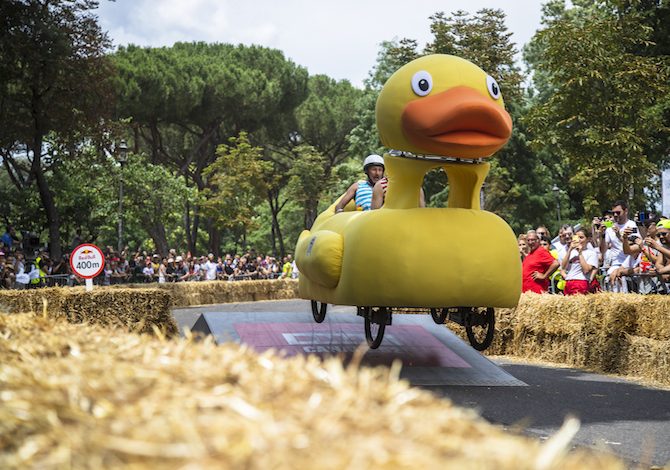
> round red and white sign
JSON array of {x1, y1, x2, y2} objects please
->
[{"x1": 70, "y1": 244, "x2": 105, "y2": 279}]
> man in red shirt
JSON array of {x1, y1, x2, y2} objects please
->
[{"x1": 522, "y1": 230, "x2": 559, "y2": 293}]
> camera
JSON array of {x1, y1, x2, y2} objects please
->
[{"x1": 635, "y1": 210, "x2": 657, "y2": 226}]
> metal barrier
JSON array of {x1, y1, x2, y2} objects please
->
[{"x1": 2, "y1": 271, "x2": 295, "y2": 290}]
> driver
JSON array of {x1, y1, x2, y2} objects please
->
[{"x1": 334, "y1": 154, "x2": 384, "y2": 213}]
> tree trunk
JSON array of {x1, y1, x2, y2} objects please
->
[
  {"x1": 267, "y1": 189, "x2": 286, "y2": 257},
  {"x1": 147, "y1": 222, "x2": 169, "y2": 256},
  {"x1": 207, "y1": 217, "x2": 221, "y2": 256},
  {"x1": 304, "y1": 198, "x2": 319, "y2": 230},
  {"x1": 31, "y1": 138, "x2": 62, "y2": 259}
]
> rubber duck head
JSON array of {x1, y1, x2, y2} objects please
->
[{"x1": 375, "y1": 54, "x2": 512, "y2": 160}]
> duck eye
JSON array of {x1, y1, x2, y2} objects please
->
[
  {"x1": 411, "y1": 71, "x2": 433, "y2": 97},
  {"x1": 486, "y1": 75, "x2": 501, "y2": 99}
]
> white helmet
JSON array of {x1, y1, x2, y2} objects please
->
[{"x1": 363, "y1": 154, "x2": 384, "y2": 171}]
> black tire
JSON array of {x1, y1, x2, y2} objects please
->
[
  {"x1": 311, "y1": 300, "x2": 327, "y2": 323},
  {"x1": 465, "y1": 307, "x2": 495, "y2": 351},
  {"x1": 430, "y1": 308, "x2": 448, "y2": 324},
  {"x1": 364, "y1": 317, "x2": 386, "y2": 349}
]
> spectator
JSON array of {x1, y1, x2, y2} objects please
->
[
  {"x1": 158, "y1": 258, "x2": 168, "y2": 283},
  {"x1": 142, "y1": 259, "x2": 154, "y2": 282},
  {"x1": 518, "y1": 234, "x2": 528, "y2": 261},
  {"x1": 649, "y1": 219, "x2": 670, "y2": 281},
  {"x1": 234, "y1": 257, "x2": 249, "y2": 279},
  {"x1": 1, "y1": 225, "x2": 20, "y2": 250},
  {"x1": 246, "y1": 257, "x2": 258, "y2": 280},
  {"x1": 291, "y1": 255, "x2": 299, "y2": 279},
  {"x1": 173, "y1": 256, "x2": 189, "y2": 282},
  {"x1": 256, "y1": 256, "x2": 270, "y2": 279},
  {"x1": 204, "y1": 253, "x2": 218, "y2": 281},
  {"x1": 281, "y1": 255, "x2": 293, "y2": 279},
  {"x1": 221, "y1": 255, "x2": 235, "y2": 280},
  {"x1": 598, "y1": 200, "x2": 639, "y2": 292},
  {"x1": 166, "y1": 258, "x2": 176, "y2": 282},
  {"x1": 536, "y1": 226, "x2": 551, "y2": 241},
  {"x1": 561, "y1": 228, "x2": 599, "y2": 295},
  {"x1": 554, "y1": 224, "x2": 575, "y2": 264},
  {"x1": 522, "y1": 230, "x2": 559, "y2": 293}
]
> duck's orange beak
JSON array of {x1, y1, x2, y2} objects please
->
[{"x1": 401, "y1": 86, "x2": 513, "y2": 159}]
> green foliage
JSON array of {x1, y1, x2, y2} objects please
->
[
  {"x1": 525, "y1": 0, "x2": 670, "y2": 218},
  {"x1": 113, "y1": 42, "x2": 309, "y2": 252},
  {"x1": 284, "y1": 144, "x2": 330, "y2": 228},
  {"x1": 426, "y1": 9, "x2": 524, "y2": 105},
  {"x1": 202, "y1": 132, "x2": 270, "y2": 241},
  {"x1": 293, "y1": 75, "x2": 362, "y2": 227},
  {"x1": 0, "y1": 0, "x2": 114, "y2": 257}
]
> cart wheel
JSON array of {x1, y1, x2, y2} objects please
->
[
  {"x1": 430, "y1": 308, "x2": 448, "y2": 324},
  {"x1": 364, "y1": 316, "x2": 386, "y2": 349},
  {"x1": 311, "y1": 301, "x2": 327, "y2": 323},
  {"x1": 465, "y1": 307, "x2": 495, "y2": 351}
]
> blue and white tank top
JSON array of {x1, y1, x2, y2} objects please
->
[{"x1": 354, "y1": 180, "x2": 374, "y2": 211}]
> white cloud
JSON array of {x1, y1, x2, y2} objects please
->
[{"x1": 97, "y1": 0, "x2": 544, "y2": 86}]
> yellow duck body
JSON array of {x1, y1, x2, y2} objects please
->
[{"x1": 295, "y1": 54, "x2": 521, "y2": 309}]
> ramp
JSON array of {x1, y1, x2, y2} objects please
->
[{"x1": 183, "y1": 306, "x2": 525, "y2": 387}]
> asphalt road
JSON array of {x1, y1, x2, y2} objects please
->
[{"x1": 173, "y1": 299, "x2": 670, "y2": 467}]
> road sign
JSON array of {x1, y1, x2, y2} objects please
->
[{"x1": 70, "y1": 244, "x2": 105, "y2": 279}]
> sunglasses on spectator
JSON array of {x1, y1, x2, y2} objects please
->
[{"x1": 612, "y1": 211, "x2": 622, "y2": 215}]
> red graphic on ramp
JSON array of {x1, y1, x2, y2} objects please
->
[{"x1": 234, "y1": 322, "x2": 470, "y2": 368}]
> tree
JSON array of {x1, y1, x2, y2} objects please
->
[
  {"x1": 0, "y1": 0, "x2": 115, "y2": 258},
  {"x1": 286, "y1": 145, "x2": 329, "y2": 228},
  {"x1": 121, "y1": 155, "x2": 196, "y2": 255},
  {"x1": 202, "y1": 132, "x2": 271, "y2": 251},
  {"x1": 525, "y1": 0, "x2": 670, "y2": 217},
  {"x1": 293, "y1": 75, "x2": 362, "y2": 227},
  {"x1": 113, "y1": 43, "x2": 308, "y2": 253}
]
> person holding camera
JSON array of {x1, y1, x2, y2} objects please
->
[
  {"x1": 598, "y1": 200, "x2": 639, "y2": 292},
  {"x1": 561, "y1": 228, "x2": 599, "y2": 295},
  {"x1": 646, "y1": 219, "x2": 670, "y2": 282}
]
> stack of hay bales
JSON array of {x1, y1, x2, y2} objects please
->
[
  {"x1": 0, "y1": 287, "x2": 177, "y2": 337},
  {"x1": 0, "y1": 312, "x2": 621, "y2": 469},
  {"x1": 481, "y1": 293, "x2": 670, "y2": 386},
  {"x1": 154, "y1": 279, "x2": 299, "y2": 307}
]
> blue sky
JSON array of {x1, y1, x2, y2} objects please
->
[{"x1": 96, "y1": 0, "x2": 545, "y2": 87}]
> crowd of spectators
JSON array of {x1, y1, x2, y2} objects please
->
[
  {"x1": 0, "y1": 225, "x2": 298, "y2": 289},
  {"x1": 519, "y1": 200, "x2": 670, "y2": 295},
  {"x1": 5, "y1": 199, "x2": 669, "y2": 295}
]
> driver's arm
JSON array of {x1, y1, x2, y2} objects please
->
[
  {"x1": 334, "y1": 182, "x2": 358, "y2": 213},
  {"x1": 371, "y1": 181, "x2": 385, "y2": 210}
]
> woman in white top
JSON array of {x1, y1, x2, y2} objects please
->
[{"x1": 561, "y1": 228, "x2": 599, "y2": 295}]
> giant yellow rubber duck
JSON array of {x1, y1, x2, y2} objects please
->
[{"x1": 295, "y1": 54, "x2": 521, "y2": 310}]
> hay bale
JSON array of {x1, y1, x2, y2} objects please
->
[
  {"x1": 150, "y1": 279, "x2": 300, "y2": 307},
  {"x1": 0, "y1": 313, "x2": 621, "y2": 469},
  {"x1": 458, "y1": 293, "x2": 670, "y2": 386},
  {"x1": 622, "y1": 335, "x2": 670, "y2": 385},
  {"x1": 0, "y1": 287, "x2": 177, "y2": 337}
]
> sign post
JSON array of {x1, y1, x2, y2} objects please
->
[{"x1": 70, "y1": 244, "x2": 105, "y2": 292}]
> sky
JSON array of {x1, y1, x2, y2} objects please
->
[{"x1": 96, "y1": 0, "x2": 546, "y2": 88}]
